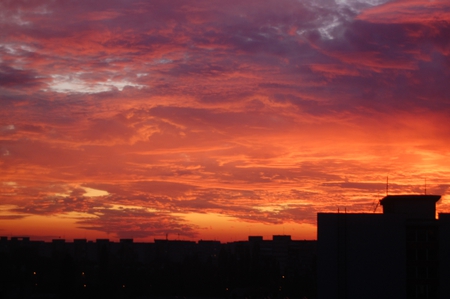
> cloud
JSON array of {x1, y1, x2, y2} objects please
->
[
  {"x1": 0, "y1": 0, "x2": 449, "y2": 241},
  {"x1": 77, "y1": 208, "x2": 199, "y2": 239},
  {"x1": 0, "y1": 63, "x2": 46, "y2": 89},
  {"x1": 0, "y1": 215, "x2": 27, "y2": 220},
  {"x1": 357, "y1": 0, "x2": 450, "y2": 24}
]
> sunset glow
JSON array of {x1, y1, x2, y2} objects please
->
[{"x1": 1, "y1": 0, "x2": 450, "y2": 242}]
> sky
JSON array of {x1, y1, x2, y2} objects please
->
[{"x1": 1, "y1": 0, "x2": 450, "y2": 242}]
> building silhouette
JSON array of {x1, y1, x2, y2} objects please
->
[
  {"x1": 0, "y1": 234, "x2": 316, "y2": 298},
  {"x1": 318, "y1": 194, "x2": 450, "y2": 299}
]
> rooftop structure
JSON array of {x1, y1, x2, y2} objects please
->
[
  {"x1": 381, "y1": 194, "x2": 441, "y2": 219},
  {"x1": 318, "y1": 194, "x2": 449, "y2": 299}
]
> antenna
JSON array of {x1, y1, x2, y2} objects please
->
[
  {"x1": 373, "y1": 200, "x2": 380, "y2": 213},
  {"x1": 425, "y1": 178, "x2": 427, "y2": 195},
  {"x1": 386, "y1": 176, "x2": 389, "y2": 196}
]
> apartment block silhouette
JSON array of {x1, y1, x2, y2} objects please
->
[
  {"x1": 0, "y1": 234, "x2": 316, "y2": 298},
  {"x1": 318, "y1": 194, "x2": 450, "y2": 299}
]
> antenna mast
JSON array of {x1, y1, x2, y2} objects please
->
[
  {"x1": 425, "y1": 178, "x2": 427, "y2": 195},
  {"x1": 373, "y1": 200, "x2": 380, "y2": 213},
  {"x1": 386, "y1": 176, "x2": 389, "y2": 196}
]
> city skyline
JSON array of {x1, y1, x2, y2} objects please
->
[{"x1": 1, "y1": 0, "x2": 450, "y2": 242}]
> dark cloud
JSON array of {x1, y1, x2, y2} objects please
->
[
  {"x1": 77, "y1": 208, "x2": 199, "y2": 239},
  {"x1": 322, "y1": 182, "x2": 387, "y2": 191},
  {"x1": 0, "y1": 64, "x2": 46, "y2": 89},
  {"x1": 0, "y1": 215, "x2": 27, "y2": 220}
]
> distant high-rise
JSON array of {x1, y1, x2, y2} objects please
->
[{"x1": 318, "y1": 194, "x2": 450, "y2": 299}]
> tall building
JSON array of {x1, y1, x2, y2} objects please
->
[{"x1": 318, "y1": 194, "x2": 450, "y2": 299}]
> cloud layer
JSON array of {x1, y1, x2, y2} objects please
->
[{"x1": 1, "y1": 0, "x2": 450, "y2": 241}]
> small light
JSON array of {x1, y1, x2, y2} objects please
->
[
  {"x1": 122, "y1": 284, "x2": 126, "y2": 288},
  {"x1": 81, "y1": 272, "x2": 85, "y2": 276},
  {"x1": 83, "y1": 284, "x2": 86, "y2": 288},
  {"x1": 33, "y1": 272, "x2": 36, "y2": 275},
  {"x1": 282, "y1": 275, "x2": 285, "y2": 279}
]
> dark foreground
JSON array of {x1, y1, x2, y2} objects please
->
[{"x1": 0, "y1": 237, "x2": 317, "y2": 299}]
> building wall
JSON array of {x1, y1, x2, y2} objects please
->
[
  {"x1": 405, "y1": 220, "x2": 439, "y2": 298},
  {"x1": 438, "y1": 213, "x2": 450, "y2": 299},
  {"x1": 318, "y1": 213, "x2": 407, "y2": 299}
]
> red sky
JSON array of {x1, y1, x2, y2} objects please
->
[{"x1": 1, "y1": 0, "x2": 450, "y2": 242}]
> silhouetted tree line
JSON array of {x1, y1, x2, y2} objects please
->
[{"x1": 0, "y1": 239, "x2": 316, "y2": 299}]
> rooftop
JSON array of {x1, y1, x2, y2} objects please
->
[{"x1": 380, "y1": 194, "x2": 441, "y2": 219}]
